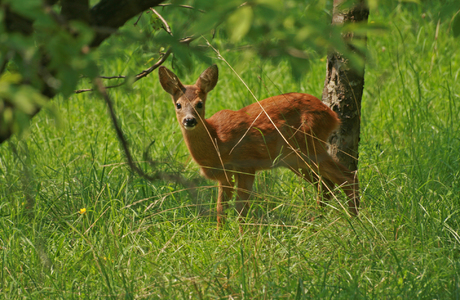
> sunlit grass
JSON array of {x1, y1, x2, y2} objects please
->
[{"x1": 1, "y1": 2, "x2": 460, "y2": 299}]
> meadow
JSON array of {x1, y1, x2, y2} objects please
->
[{"x1": 1, "y1": 2, "x2": 460, "y2": 299}]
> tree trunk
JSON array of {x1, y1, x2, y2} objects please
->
[{"x1": 322, "y1": 0, "x2": 369, "y2": 172}]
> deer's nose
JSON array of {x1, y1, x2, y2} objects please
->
[{"x1": 183, "y1": 118, "x2": 197, "y2": 129}]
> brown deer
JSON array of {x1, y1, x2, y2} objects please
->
[{"x1": 159, "y1": 65, "x2": 359, "y2": 226}]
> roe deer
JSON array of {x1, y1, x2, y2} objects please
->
[{"x1": 159, "y1": 65, "x2": 359, "y2": 225}]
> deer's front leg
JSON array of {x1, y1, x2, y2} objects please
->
[
  {"x1": 217, "y1": 181, "x2": 234, "y2": 228},
  {"x1": 235, "y1": 173, "x2": 255, "y2": 222}
]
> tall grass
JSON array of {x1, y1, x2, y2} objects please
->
[{"x1": 1, "y1": 2, "x2": 459, "y2": 299}]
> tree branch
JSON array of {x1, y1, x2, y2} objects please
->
[
  {"x1": 75, "y1": 33, "x2": 195, "y2": 94},
  {"x1": 76, "y1": 0, "x2": 194, "y2": 94},
  {"x1": 75, "y1": 47, "x2": 172, "y2": 93},
  {"x1": 94, "y1": 78, "x2": 199, "y2": 194},
  {"x1": 150, "y1": 8, "x2": 172, "y2": 35},
  {"x1": 89, "y1": 0, "x2": 166, "y2": 47},
  {"x1": 0, "y1": 1, "x2": 166, "y2": 144},
  {"x1": 157, "y1": 3, "x2": 205, "y2": 13},
  {"x1": 94, "y1": 78, "x2": 157, "y2": 181},
  {"x1": 61, "y1": 0, "x2": 90, "y2": 23}
]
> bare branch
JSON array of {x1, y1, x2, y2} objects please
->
[
  {"x1": 75, "y1": 48, "x2": 172, "y2": 93},
  {"x1": 74, "y1": 82, "x2": 125, "y2": 94},
  {"x1": 94, "y1": 78, "x2": 199, "y2": 195},
  {"x1": 76, "y1": 7, "x2": 179, "y2": 94},
  {"x1": 150, "y1": 8, "x2": 172, "y2": 35},
  {"x1": 157, "y1": 3, "x2": 205, "y2": 13},
  {"x1": 136, "y1": 47, "x2": 173, "y2": 79},
  {"x1": 133, "y1": 11, "x2": 144, "y2": 26},
  {"x1": 99, "y1": 75, "x2": 127, "y2": 79},
  {"x1": 94, "y1": 78, "x2": 157, "y2": 181}
]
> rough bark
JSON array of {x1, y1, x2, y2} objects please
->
[{"x1": 322, "y1": 0, "x2": 369, "y2": 172}]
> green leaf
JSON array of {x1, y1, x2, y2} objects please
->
[
  {"x1": 399, "y1": 0, "x2": 420, "y2": 3},
  {"x1": 453, "y1": 11, "x2": 460, "y2": 38},
  {"x1": 367, "y1": 0, "x2": 379, "y2": 11},
  {"x1": 58, "y1": 67, "x2": 79, "y2": 98},
  {"x1": 288, "y1": 55, "x2": 310, "y2": 81},
  {"x1": 4, "y1": 0, "x2": 43, "y2": 20},
  {"x1": 227, "y1": 5, "x2": 254, "y2": 43},
  {"x1": 255, "y1": 0, "x2": 283, "y2": 10}
]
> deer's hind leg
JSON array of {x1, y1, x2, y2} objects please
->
[
  {"x1": 288, "y1": 165, "x2": 334, "y2": 207},
  {"x1": 300, "y1": 167, "x2": 335, "y2": 207},
  {"x1": 315, "y1": 157, "x2": 360, "y2": 216}
]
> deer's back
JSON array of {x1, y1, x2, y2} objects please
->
[{"x1": 206, "y1": 93, "x2": 339, "y2": 171}]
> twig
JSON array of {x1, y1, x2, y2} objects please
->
[
  {"x1": 75, "y1": 6, "x2": 197, "y2": 94},
  {"x1": 157, "y1": 3, "x2": 205, "y2": 13},
  {"x1": 136, "y1": 47, "x2": 172, "y2": 80},
  {"x1": 75, "y1": 35, "x2": 194, "y2": 94},
  {"x1": 93, "y1": 78, "x2": 199, "y2": 195},
  {"x1": 77, "y1": 7, "x2": 174, "y2": 93},
  {"x1": 94, "y1": 78, "x2": 157, "y2": 181},
  {"x1": 133, "y1": 11, "x2": 143, "y2": 26},
  {"x1": 75, "y1": 82, "x2": 124, "y2": 94},
  {"x1": 150, "y1": 8, "x2": 172, "y2": 36},
  {"x1": 99, "y1": 75, "x2": 126, "y2": 79},
  {"x1": 75, "y1": 48, "x2": 172, "y2": 93}
]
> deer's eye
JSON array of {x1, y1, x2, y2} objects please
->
[
  {"x1": 197, "y1": 101, "x2": 203, "y2": 109},
  {"x1": 176, "y1": 103, "x2": 182, "y2": 109}
]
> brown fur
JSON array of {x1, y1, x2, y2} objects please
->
[{"x1": 159, "y1": 65, "x2": 359, "y2": 226}]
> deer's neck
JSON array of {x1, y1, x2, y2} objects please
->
[{"x1": 181, "y1": 120, "x2": 218, "y2": 167}]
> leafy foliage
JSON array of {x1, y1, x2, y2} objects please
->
[
  {"x1": 0, "y1": 0, "x2": 375, "y2": 141},
  {"x1": 0, "y1": 1, "x2": 99, "y2": 137},
  {"x1": 453, "y1": 10, "x2": 460, "y2": 38}
]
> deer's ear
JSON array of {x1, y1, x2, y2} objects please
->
[
  {"x1": 195, "y1": 64, "x2": 218, "y2": 94},
  {"x1": 159, "y1": 66, "x2": 185, "y2": 96}
]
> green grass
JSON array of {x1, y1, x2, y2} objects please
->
[{"x1": 1, "y1": 2, "x2": 460, "y2": 299}]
